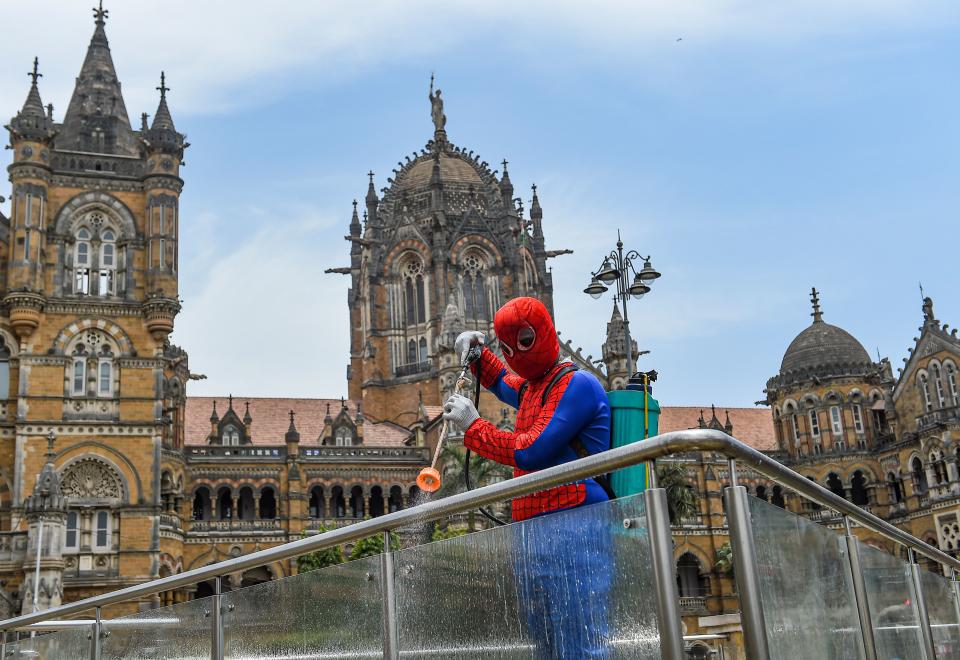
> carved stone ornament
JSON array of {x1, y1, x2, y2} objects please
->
[{"x1": 60, "y1": 458, "x2": 123, "y2": 501}]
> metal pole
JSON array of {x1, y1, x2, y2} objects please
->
[
  {"x1": 723, "y1": 472, "x2": 770, "y2": 660},
  {"x1": 380, "y1": 531, "x2": 399, "y2": 660},
  {"x1": 1, "y1": 631, "x2": 6, "y2": 659},
  {"x1": 615, "y1": 238, "x2": 636, "y2": 378},
  {"x1": 211, "y1": 576, "x2": 223, "y2": 660},
  {"x1": 952, "y1": 569, "x2": 960, "y2": 645},
  {"x1": 32, "y1": 518, "x2": 43, "y2": 617},
  {"x1": 89, "y1": 607, "x2": 101, "y2": 660},
  {"x1": 908, "y1": 549, "x2": 936, "y2": 660},
  {"x1": 843, "y1": 517, "x2": 877, "y2": 660},
  {"x1": 644, "y1": 486, "x2": 684, "y2": 660}
]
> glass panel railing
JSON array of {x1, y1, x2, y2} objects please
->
[
  {"x1": 101, "y1": 596, "x2": 212, "y2": 659},
  {"x1": 393, "y1": 492, "x2": 659, "y2": 658},
  {"x1": 919, "y1": 568, "x2": 960, "y2": 660},
  {"x1": 748, "y1": 496, "x2": 864, "y2": 659},
  {"x1": 858, "y1": 541, "x2": 924, "y2": 660},
  {"x1": 221, "y1": 554, "x2": 383, "y2": 658},
  {"x1": 9, "y1": 627, "x2": 90, "y2": 659}
]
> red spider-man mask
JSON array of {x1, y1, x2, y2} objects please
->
[{"x1": 494, "y1": 297, "x2": 559, "y2": 380}]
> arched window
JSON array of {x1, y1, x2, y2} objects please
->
[
  {"x1": 850, "y1": 471, "x2": 869, "y2": 506},
  {"x1": 237, "y1": 487, "x2": 255, "y2": 520},
  {"x1": 99, "y1": 228, "x2": 116, "y2": 295},
  {"x1": 756, "y1": 485, "x2": 768, "y2": 501},
  {"x1": 808, "y1": 410, "x2": 820, "y2": 439},
  {"x1": 887, "y1": 473, "x2": 903, "y2": 504},
  {"x1": 334, "y1": 427, "x2": 352, "y2": 447},
  {"x1": 771, "y1": 485, "x2": 785, "y2": 508},
  {"x1": 400, "y1": 258, "x2": 426, "y2": 325},
  {"x1": 946, "y1": 364, "x2": 959, "y2": 406},
  {"x1": 929, "y1": 450, "x2": 946, "y2": 485},
  {"x1": 829, "y1": 406, "x2": 844, "y2": 436},
  {"x1": 369, "y1": 485, "x2": 385, "y2": 518},
  {"x1": 192, "y1": 488, "x2": 211, "y2": 521},
  {"x1": 68, "y1": 331, "x2": 117, "y2": 399},
  {"x1": 789, "y1": 413, "x2": 800, "y2": 444},
  {"x1": 309, "y1": 486, "x2": 324, "y2": 519},
  {"x1": 676, "y1": 553, "x2": 707, "y2": 598},
  {"x1": 827, "y1": 473, "x2": 845, "y2": 500},
  {"x1": 406, "y1": 339, "x2": 417, "y2": 365},
  {"x1": 388, "y1": 485, "x2": 404, "y2": 513},
  {"x1": 94, "y1": 510, "x2": 111, "y2": 549},
  {"x1": 75, "y1": 228, "x2": 92, "y2": 294},
  {"x1": 418, "y1": 337, "x2": 428, "y2": 363},
  {"x1": 0, "y1": 336, "x2": 11, "y2": 399},
  {"x1": 932, "y1": 364, "x2": 946, "y2": 408},
  {"x1": 222, "y1": 425, "x2": 240, "y2": 446},
  {"x1": 912, "y1": 457, "x2": 928, "y2": 495},
  {"x1": 331, "y1": 486, "x2": 346, "y2": 518},
  {"x1": 217, "y1": 487, "x2": 233, "y2": 521},
  {"x1": 259, "y1": 488, "x2": 277, "y2": 519},
  {"x1": 920, "y1": 374, "x2": 933, "y2": 412},
  {"x1": 462, "y1": 251, "x2": 488, "y2": 321},
  {"x1": 350, "y1": 486, "x2": 365, "y2": 518}
]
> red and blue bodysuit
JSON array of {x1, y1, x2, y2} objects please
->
[{"x1": 460, "y1": 297, "x2": 613, "y2": 658}]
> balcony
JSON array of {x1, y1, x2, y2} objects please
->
[
  {"x1": 186, "y1": 446, "x2": 285, "y2": 460},
  {"x1": 187, "y1": 519, "x2": 283, "y2": 534},
  {"x1": 300, "y1": 445, "x2": 430, "y2": 463},
  {"x1": 917, "y1": 406, "x2": 960, "y2": 433},
  {"x1": 5, "y1": 429, "x2": 960, "y2": 660},
  {"x1": 393, "y1": 360, "x2": 431, "y2": 378}
]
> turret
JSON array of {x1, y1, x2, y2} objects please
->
[
  {"x1": 21, "y1": 434, "x2": 67, "y2": 614},
  {"x1": 4, "y1": 58, "x2": 55, "y2": 333}
]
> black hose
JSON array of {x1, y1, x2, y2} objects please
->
[{"x1": 463, "y1": 371, "x2": 509, "y2": 526}]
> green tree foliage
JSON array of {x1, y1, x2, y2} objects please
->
[
  {"x1": 348, "y1": 530, "x2": 401, "y2": 561},
  {"x1": 432, "y1": 523, "x2": 467, "y2": 542},
  {"x1": 656, "y1": 462, "x2": 699, "y2": 525},
  {"x1": 714, "y1": 542, "x2": 734, "y2": 575},
  {"x1": 296, "y1": 528, "x2": 344, "y2": 574}
]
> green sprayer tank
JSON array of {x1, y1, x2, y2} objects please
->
[{"x1": 608, "y1": 375, "x2": 660, "y2": 497}]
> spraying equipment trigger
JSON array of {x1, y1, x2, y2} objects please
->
[{"x1": 416, "y1": 342, "x2": 482, "y2": 493}]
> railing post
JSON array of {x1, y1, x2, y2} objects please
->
[
  {"x1": 952, "y1": 569, "x2": 960, "y2": 645},
  {"x1": 643, "y1": 460, "x2": 685, "y2": 660},
  {"x1": 908, "y1": 549, "x2": 936, "y2": 660},
  {"x1": 89, "y1": 607, "x2": 101, "y2": 660},
  {"x1": 211, "y1": 576, "x2": 224, "y2": 660},
  {"x1": 380, "y1": 530, "x2": 400, "y2": 660},
  {"x1": 1, "y1": 630, "x2": 5, "y2": 659},
  {"x1": 722, "y1": 459, "x2": 770, "y2": 660},
  {"x1": 843, "y1": 517, "x2": 877, "y2": 660}
]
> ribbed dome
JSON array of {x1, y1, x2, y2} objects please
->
[
  {"x1": 393, "y1": 152, "x2": 484, "y2": 191},
  {"x1": 780, "y1": 321, "x2": 871, "y2": 375}
]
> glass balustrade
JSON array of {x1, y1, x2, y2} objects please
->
[
  {"x1": 101, "y1": 597, "x2": 212, "y2": 660},
  {"x1": 221, "y1": 555, "x2": 383, "y2": 659},
  {"x1": 857, "y1": 540, "x2": 924, "y2": 660},
  {"x1": 7, "y1": 627, "x2": 89, "y2": 659},
  {"x1": 918, "y1": 568, "x2": 960, "y2": 660},
  {"x1": 392, "y1": 491, "x2": 658, "y2": 658},
  {"x1": 747, "y1": 495, "x2": 864, "y2": 659}
]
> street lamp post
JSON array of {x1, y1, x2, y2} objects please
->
[{"x1": 583, "y1": 231, "x2": 661, "y2": 378}]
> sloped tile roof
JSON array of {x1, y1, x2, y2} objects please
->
[
  {"x1": 659, "y1": 406, "x2": 776, "y2": 451},
  {"x1": 185, "y1": 397, "x2": 410, "y2": 447}
]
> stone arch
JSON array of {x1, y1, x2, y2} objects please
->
[
  {"x1": 823, "y1": 390, "x2": 845, "y2": 404},
  {"x1": 51, "y1": 318, "x2": 135, "y2": 357},
  {"x1": 844, "y1": 463, "x2": 878, "y2": 483},
  {"x1": 450, "y1": 235, "x2": 504, "y2": 268},
  {"x1": 58, "y1": 455, "x2": 127, "y2": 505},
  {"x1": 384, "y1": 240, "x2": 432, "y2": 272},
  {"x1": 55, "y1": 443, "x2": 140, "y2": 503},
  {"x1": 53, "y1": 192, "x2": 139, "y2": 240}
]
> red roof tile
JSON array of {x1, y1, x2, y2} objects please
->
[
  {"x1": 659, "y1": 406, "x2": 777, "y2": 451},
  {"x1": 185, "y1": 397, "x2": 410, "y2": 447}
]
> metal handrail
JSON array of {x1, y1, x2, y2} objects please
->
[{"x1": 0, "y1": 428, "x2": 954, "y2": 631}]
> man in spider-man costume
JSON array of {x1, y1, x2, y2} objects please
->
[{"x1": 443, "y1": 296, "x2": 613, "y2": 659}]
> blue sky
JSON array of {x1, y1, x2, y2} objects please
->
[{"x1": 2, "y1": 1, "x2": 958, "y2": 408}]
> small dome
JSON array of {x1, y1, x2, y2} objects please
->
[
  {"x1": 780, "y1": 321, "x2": 871, "y2": 375},
  {"x1": 394, "y1": 152, "x2": 485, "y2": 191}
]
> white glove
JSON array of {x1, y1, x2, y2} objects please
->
[
  {"x1": 454, "y1": 331, "x2": 485, "y2": 365},
  {"x1": 443, "y1": 394, "x2": 480, "y2": 432}
]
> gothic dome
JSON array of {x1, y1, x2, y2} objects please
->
[
  {"x1": 395, "y1": 152, "x2": 486, "y2": 191},
  {"x1": 780, "y1": 321, "x2": 871, "y2": 375}
]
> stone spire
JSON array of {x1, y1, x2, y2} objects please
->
[
  {"x1": 810, "y1": 287, "x2": 823, "y2": 324},
  {"x1": 57, "y1": 2, "x2": 138, "y2": 155},
  {"x1": 530, "y1": 183, "x2": 543, "y2": 234},
  {"x1": 7, "y1": 57, "x2": 55, "y2": 141},
  {"x1": 22, "y1": 433, "x2": 67, "y2": 614},
  {"x1": 151, "y1": 71, "x2": 175, "y2": 131},
  {"x1": 24, "y1": 434, "x2": 65, "y2": 515},
  {"x1": 285, "y1": 410, "x2": 300, "y2": 444},
  {"x1": 349, "y1": 199, "x2": 362, "y2": 237},
  {"x1": 499, "y1": 159, "x2": 514, "y2": 206},
  {"x1": 602, "y1": 301, "x2": 639, "y2": 388}
]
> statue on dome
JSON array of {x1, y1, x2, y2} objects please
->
[{"x1": 428, "y1": 73, "x2": 446, "y2": 132}]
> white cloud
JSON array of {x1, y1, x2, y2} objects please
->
[{"x1": 0, "y1": 1, "x2": 953, "y2": 120}]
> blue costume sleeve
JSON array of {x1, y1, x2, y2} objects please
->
[
  {"x1": 487, "y1": 369, "x2": 520, "y2": 409},
  {"x1": 514, "y1": 372, "x2": 603, "y2": 471}
]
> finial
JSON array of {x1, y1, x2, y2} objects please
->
[
  {"x1": 531, "y1": 183, "x2": 538, "y2": 195},
  {"x1": 28, "y1": 57, "x2": 42, "y2": 85},
  {"x1": 367, "y1": 170, "x2": 374, "y2": 183},
  {"x1": 157, "y1": 71, "x2": 169, "y2": 100},
  {"x1": 810, "y1": 287, "x2": 823, "y2": 323},
  {"x1": 352, "y1": 199, "x2": 358, "y2": 211},
  {"x1": 228, "y1": 393, "x2": 234, "y2": 410},
  {"x1": 289, "y1": 410, "x2": 296, "y2": 425},
  {"x1": 46, "y1": 103, "x2": 54, "y2": 120},
  {"x1": 501, "y1": 158, "x2": 509, "y2": 172},
  {"x1": 340, "y1": 396, "x2": 346, "y2": 410},
  {"x1": 923, "y1": 296, "x2": 935, "y2": 323},
  {"x1": 93, "y1": 0, "x2": 108, "y2": 23},
  {"x1": 140, "y1": 112, "x2": 149, "y2": 131},
  {"x1": 46, "y1": 430, "x2": 56, "y2": 461}
]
